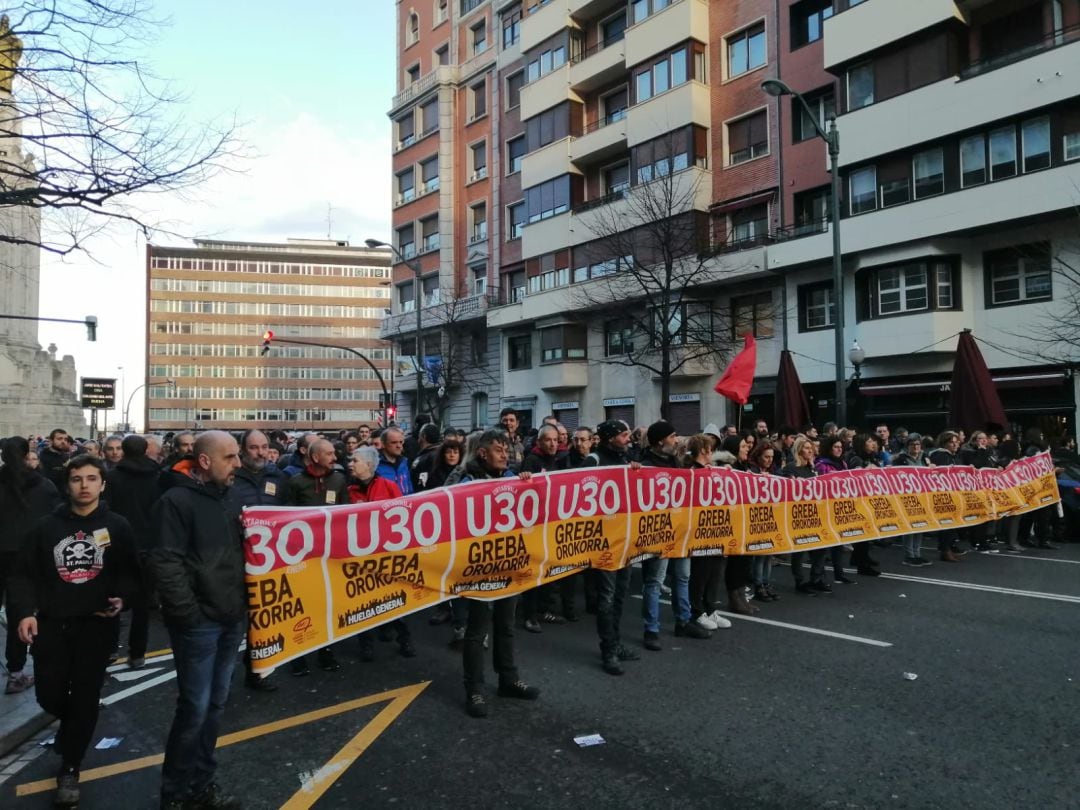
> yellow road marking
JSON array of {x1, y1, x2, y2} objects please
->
[
  {"x1": 16, "y1": 681, "x2": 430, "y2": 798},
  {"x1": 111, "y1": 647, "x2": 173, "y2": 666},
  {"x1": 280, "y1": 681, "x2": 428, "y2": 809}
]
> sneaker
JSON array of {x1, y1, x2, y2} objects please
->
[
  {"x1": 834, "y1": 574, "x2": 856, "y2": 585},
  {"x1": 55, "y1": 767, "x2": 79, "y2": 806},
  {"x1": 497, "y1": 679, "x2": 540, "y2": 700},
  {"x1": 398, "y1": 638, "x2": 417, "y2": 658},
  {"x1": 5, "y1": 671, "x2": 33, "y2": 694},
  {"x1": 523, "y1": 619, "x2": 543, "y2": 634},
  {"x1": 615, "y1": 644, "x2": 640, "y2": 662},
  {"x1": 191, "y1": 781, "x2": 241, "y2": 809},
  {"x1": 601, "y1": 654, "x2": 623, "y2": 676},
  {"x1": 914, "y1": 557, "x2": 933, "y2": 567},
  {"x1": 765, "y1": 585, "x2": 780, "y2": 601},
  {"x1": 708, "y1": 610, "x2": 732, "y2": 629},
  {"x1": 795, "y1": 581, "x2": 817, "y2": 595},
  {"x1": 244, "y1": 673, "x2": 278, "y2": 692},
  {"x1": 465, "y1": 693, "x2": 489, "y2": 718},
  {"x1": 978, "y1": 547, "x2": 1000, "y2": 554},
  {"x1": 290, "y1": 658, "x2": 310, "y2": 677},
  {"x1": 695, "y1": 612, "x2": 718, "y2": 630},
  {"x1": 675, "y1": 621, "x2": 711, "y2": 640},
  {"x1": 539, "y1": 612, "x2": 566, "y2": 625},
  {"x1": 317, "y1": 649, "x2": 340, "y2": 672},
  {"x1": 901, "y1": 556, "x2": 921, "y2": 567},
  {"x1": 128, "y1": 656, "x2": 146, "y2": 670},
  {"x1": 810, "y1": 581, "x2": 833, "y2": 594},
  {"x1": 643, "y1": 631, "x2": 662, "y2": 651}
]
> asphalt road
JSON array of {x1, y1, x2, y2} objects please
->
[{"x1": 2, "y1": 540, "x2": 1079, "y2": 809}]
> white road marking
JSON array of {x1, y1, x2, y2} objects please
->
[
  {"x1": 106, "y1": 652, "x2": 174, "y2": 673},
  {"x1": 100, "y1": 671, "x2": 177, "y2": 706},
  {"x1": 629, "y1": 594, "x2": 893, "y2": 648},
  {"x1": 872, "y1": 571, "x2": 1080, "y2": 604},
  {"x1": 110, "y1": 667, "x2": 165, "y2": 683}
]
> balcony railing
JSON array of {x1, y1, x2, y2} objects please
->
[
  {"x1": 570, "y1": 33, "x2": 624, "y2": 65},
  {"x1": 961, "y1": 23, "x2": 1080, "y2": 80},
  {"x1": 700, "y1": 219, "x2": 830, "y2": 257},
  {"x1": 581, "y1": 108, "x2": 627, "y2": 136},
  {"x1": 572, "y1": 188, "x2": 627, "y2": 213}
]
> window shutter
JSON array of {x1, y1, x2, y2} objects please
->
[{"x1": 728, "y1": 117, "x2": 750, "y2": 153}]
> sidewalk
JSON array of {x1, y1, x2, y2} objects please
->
[{"x1": 0, "y1": 612, "x2": 53, "y2": 758}]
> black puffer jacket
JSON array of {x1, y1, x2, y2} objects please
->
[
  {"x1": 229, "y1": 462, "x2": 288, "y2": 508},
  {"x1": 36, "y1": 446, "x2": 70, "y2": 490},
  {"x1": 149, "y1": 461, "x2": 246, "y2": 628},
  {"x1": 105, "y1": 456, "x2": 163, "y2": 551},
  {"x1": 0, "y1": 467, "x2": 61, "y2": 554},
  {"x1": 639, "y1": 447, "x2": 679, "y2": 469},
  {"x1": 10, "y1": 502, "x2": 139, "y2": 622}
]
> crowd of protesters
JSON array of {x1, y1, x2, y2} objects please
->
[{"x1": 0, "y1": 412, "x2": 1072, "y2": 806}]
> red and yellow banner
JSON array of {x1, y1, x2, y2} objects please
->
[{"x1": 243, "y1": 453, "x2": 1059, "y2": 672}]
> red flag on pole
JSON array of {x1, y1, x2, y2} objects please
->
[{"x1": 714, "y1": 334, "x2": 757, "y2": 405}]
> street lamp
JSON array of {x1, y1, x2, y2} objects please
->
[
  {"x1": 849, "y1": 340, "x2": 865, "y2": 382},
  {"x1": 762, "y1": 78, "x2": 846, "y2": 425},
  {"x1": 366, "y1": 237, "x2": 424, "y2": 424},
  {"x1": 125, "y1": 378, "x2": 174, "y2": 433}
]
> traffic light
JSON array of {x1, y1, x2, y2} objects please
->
[
  {"x1": 386, "y1": 405, "x2": 397, "y2": 422},
  {"x1": 261, "y1": 330, "x2": 274, "y2": 356},
  {"x1": 85, "y1": 315, "x2": 97, "y2": 342}
]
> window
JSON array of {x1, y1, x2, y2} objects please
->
[
  {"x1": 793, "y1": 186, "x2": 830, "y2": 232},
  {"x1": 793, "y1": 90, "x2": 834, "y2": 142},
  {"x1": 791, "y1": 0, "x2": 833, "y2": 48},
  {"x1": 406, "y1": 63, "x2": 421, "y2": 85},
  {"x1": 525, "y1": 176, "x2": 572, "y2": 222},
  {"x1": 849, "y1": 166, "x2": 876, "y2": 215},
  {"x1": 508, "y1": 335, "x2": 532, "y2": 369},
  {"x1": 506, "y1": 136, "x2": 526, "y2": 175},
  {"x1": 990, "y1": 126, "x2": 1016, "y2": 179},
  {"x1": 396, "y1": 167, "x2": 415, "y2": 204},
  {"x1": 507, "y1": 201, "x2": 526, "y2": 239},
  {"x1": 470, "y1": 80, "x2": 486, "y2": 119},
  {"x1": 960, "y1": 134, "x2": 986, "y2": 187},
  {"x1": 471, "y1": 21, "x2": 487, "y2": 54},
  {"x1": 1022, "y1": 117, "x2": 1050, "y2": 172},
  {"x1": 799, "y1": 282, "x2": 835, "y2": 330},
  {"x1": 504, "y1": 268, "x2": 526, "y2": 302},
  {"x1": 472, "y1": 265, "x2": 488, "y2": 295},
  {"x1": 732, "y1": 292, "x2": 773, "y2": 338},
  {"x1": 631, "y1": 0, "x2": 671, "y2": 24},
  {"x1": 472, "y1": 392, "x2": 488, "y2": 429},
  {"x1": 471, "y1": 141, "x2": 487, "y2": 180},
  {"x1": 462, "y1": 0, "x2": 482, "y2": 14},
  {"x1": 986, "y1": 244, "x2": 1052, "y2": 306},
  {"x1": 420, "y1": 156, "x2": 439, "y2": 192},
  {"x1": 541, "y1": 325, "x2": 587, "y2": 362},
  {"x1": 652, "y1": 301, "x2": 712, "y2": 347},
  {"x1": 601, "y1": 87, "x2": 628, "y2": 124},
  {"x1": 727, "y1": 111, "x2": 768, "y2": 165},
  {"x1": 435, "y1": 44, "x2": 450, "y2": 65},
  {"x1": 525, "y1": 102, "x2": 573, "y2": 151},
  {"x1": 436, "y1": 0, "x2": 448, "y2": 24},
  {"x1": 727, "y1": 23, "x2": 766, "y2": 78},
  {"x1": 913, "y1": 148, "x2": 944, "y2": 198},
  {"x1": 632, "y1": 126, "x2": 704, "y2": 183},
  {"x1": 420, "y1": 216, "x2": 439, "y2": 253},
  {"x1": 506, "y1": 71, "x2": 524, "y2": 109},
  {"x1": 407, "y1": 13, "x2": 419, "y2": 45},
  {"x1": 603, "y1": 162, "x2": 630, "y2": 194},
  {"x1": 730, "y1": 204, "x2": 769, "y2": 244},
  {"x1": 602, "y1": 12, "x2": 627, "y2": 46},
  {"x1": 503, "y1": 7, "x2": 521, "y2": 47},
  {"x1": 526, "y1": 43, "x2": 566, "y2": 82},
  {"x1": 605, "y1": 319, "x2": 637, "y2": 356},
  {"x1": 868, "y1": 259, "x2": 957, "y2": 317},
  {"x1": 470, "y1": 203, "x2": 487, "y2": 242},
  {"x1": 421, "y1": 100, "x2": 438, "y2": 135},
  {"x1": 396, "y1": 114, "x2": 415, "y2": 149},
  {"x1": 1065, "y1": 132, "x2": 1080, "y2": 162},
  {"x1": 396, "y1": 224, "x2": 415, "y2": 259},
  {"x1": 847, "y1": 63, "x2": 873, "y2": 110},
  {"x1": 634, "y1": 45, "x2": 698, "y2": 103},
  {"x1": 878, "y1": 158, "x2": 910, "y2": 207}
]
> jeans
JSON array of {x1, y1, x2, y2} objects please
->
[
  {"x1": 904, "y1": 533, "x2": 923, "y2": 558},
  {"x1": 0, "y1": 551, "x2": 27, "y2": 673},
  {"x1": 689, "y1": 556, "x2": 725, "y2": 616},
  {"x1": 463, "y1": 597, "x2": 518, "y2": 692},
  {"x1": 32, "y1": 616, "x2": 116, "y2": 769},
  {"x1": 596, "y1": 566, "x2": 631, "y2": 656},
  {"x1": 750, "y1": 555, "x2": 771, "y2": 586},
  {"x1": 161, "y1": 619, "x2": 245, "y2": 802},
  {"x1": 641, "y1": 557, "x2": 691, "y2": 632},
  {"x1": 790, "y1": 550, "x2": 826, "y2": 583}
]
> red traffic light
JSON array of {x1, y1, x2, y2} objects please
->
[
  {"x1": 386, "y1": 406, "x2": 397, "y2": 420},
  {"x1": 260, "y1": 330, "x2": 274, "y2": 356},
  {"x1": 263, "y1": 330, "x2": 274, "y2": 341}
]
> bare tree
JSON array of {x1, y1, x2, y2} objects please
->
[
  {"x1": 996, "y1": 238, "x2": 1080, "y2": 365},
  {"x1": 573, "y1": 158, "x2": 748, "y2": 419},
  {"x1": 0, "y1": 2, "x2": 241, "y2": 256}
]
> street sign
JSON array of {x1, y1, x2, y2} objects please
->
[{"x1": 81, "y1": 377, "x2": 116, "y2": 409}]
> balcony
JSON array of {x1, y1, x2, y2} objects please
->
[
  {"x1": 650, "y1": 352, "x2": 719, "y2": 379},
  {"x1": 568, "y1": 112, "x2": 627, "y2": 163},
  {"x1": 624, "y1": 0, "x2": 708, "y2": 68},
  {"x1": 520, "y1": 64, "x2": 576, "y2": 121},
  {"x1": 380, "y1": 292, "x2": 498, "y2": 338},
  {"x1": 520, "y1": 0, "x2": 576, "y2": 52},
  {"x1": 823, "y1": 0, "x2": 964, "y2": 70},
  {"x1": 625, "y1": 80, "x2": 709, "y2": 147},
  {"x1": 837, "y1": 36, "x2": 1080, "y2": 167},
  {"x1": 390, "y1": 65, "x2": 457, "y2": 114},
  {"x1": 534, "y1": 361, "x2": 589, "y2": 391},
  {"x1": 568, "y1": 37, "x2": 625, "y2": 93},
  {"x1": 521, "y1": 136, "x2": 578, "y2": 188}
]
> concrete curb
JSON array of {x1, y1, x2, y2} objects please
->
[{"x1": 0, "y1": 702, "x2": 53, "y2": 758}]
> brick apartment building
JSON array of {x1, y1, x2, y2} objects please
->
[{"x1": 387, "y1": 0, "x2": 1080, "y2": 437}]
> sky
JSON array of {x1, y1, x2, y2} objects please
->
[{"x1": 35, "y1": 0, "x2": 396, "y2": 430}]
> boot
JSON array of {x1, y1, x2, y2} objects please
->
[{"x1": 727, "y1": 588, "x2": 754, "y2": 615}]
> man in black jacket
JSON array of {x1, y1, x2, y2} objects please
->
[
  {"x1": 37, "y1": 428, "x2": 72, "y2": 489},
  {"x1": 150, "y1": 431, "x2": 245, "y2": 810},
  {"x1": 105, "y1": 434, "x2": 163, "y2": 669},
  {"x1": 558, "y1": 427, "x2": 594, "y2": 470},
  {"x1": 11, "y1": 454, "x2": 139, "y2": 808},
  {"x1": 584, "y1": 420, "x2": 641, "y2": 675},
  {"x1": 409, "y1": 423, "x2": 441, "y2": 491},
  {"x1": 519, "y1": 425, "x2": 566, "y2": 631}
]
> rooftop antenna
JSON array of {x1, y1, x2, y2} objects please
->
[{"x1": 326, "y1": 203, "x2": 334, "y2": 238}]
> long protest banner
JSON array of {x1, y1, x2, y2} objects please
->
[{"x1": 243, "y1": 452, "x2": 1059, "y2": 672}]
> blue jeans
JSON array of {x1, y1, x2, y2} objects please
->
[
  {"x1": 751, "y1": 556, "x2": 771, "y2": 586},
  {"x1": 162, "y1": 619, "x2": 245, "y2": 801},
  {"x1": 904, "y1": 533, "x2": 923, "y2": 558},
  {"x1": 641, "y1": 557, "x2": 691, "y2": 632}
]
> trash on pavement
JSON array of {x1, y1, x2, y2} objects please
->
[
  {"x1": 573, "y1": 733, "x2": 605, "y2": 747},
  {"x1": 95, "y1": 737, "x2": 123, "y2": 750},
  {"x1": 902, "y1": 672, "x2": 918, "y2": 681}
]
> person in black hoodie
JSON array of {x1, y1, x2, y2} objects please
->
[
  {"x1": 150, "y1": 431, "x2": 246, "y2": 810},
  {"x1": 0, "y1": 436, "x2": 61, "y2": 695},
  {"x1": 11, "y1": 454, "x2": 138, "y2": 808},
  {"x1": 37, "y1": 428, "x2": 72, "y2": 490},
  {"x1": 409, "y1": 423, "x2": 442, "y2": 491}
]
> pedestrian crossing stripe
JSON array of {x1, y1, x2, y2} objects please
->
[
  {"x1": 109, "y1": 667, "x2": 165, "y2": 682},
  {"x1": 15, "y1": 681, "x2": 430, "y2": 806}
]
